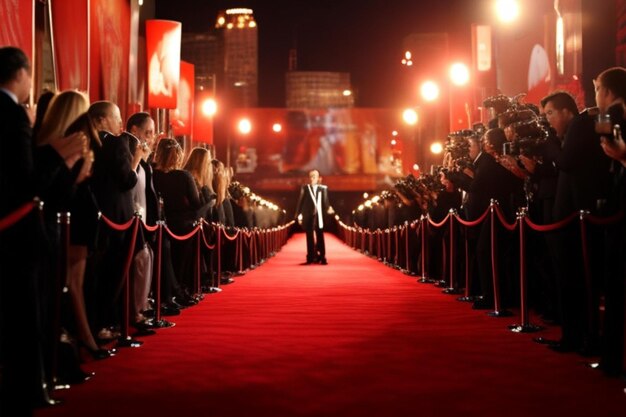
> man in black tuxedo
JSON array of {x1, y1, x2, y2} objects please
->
[
  {"x1": 0, "y1": 47, "x2": 86, "y2": 416},
  {"x1": 294, "y1": 169, "x2": 333, "y2": 265},
  {"x1": 549, "y1": 82, "x2": 613, "y2": 355}
]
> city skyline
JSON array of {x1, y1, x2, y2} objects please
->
[{"x1": 156, "y1": 0, "x2": 477, "y2": 108}]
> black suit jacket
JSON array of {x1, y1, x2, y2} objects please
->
[
  {"x1": 90, "y1": 132, "x2": 137, "y2": 224},
  {"x1": 553, "y1": 110, "x2": 612, "y2": 220},
  {"x1": 462, "y1": 152, "x2": 519, "y2": 221},
  {"x1": 0, "y1": 91, "x2": 72, "y2": 217},
  {"x1": 294, "y1": 184, "x2": 330, "y2": 229}
]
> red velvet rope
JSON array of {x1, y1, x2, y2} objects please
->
[
  {"x1": 221, "y1": 227, "x2": 240, "y2": 241},
  {"x1": 100, "y1": 214, "x2": 135, "y2": 231},
  {"x1": 0, "y1": 200, "x2": 38, "y2": 232},
  {"x1": 200, "y1": 226, "x2": 217, "y2": 250},
  {"x1": 493, "y1": 204, "x2": 518, "y2": 231},
  {"x1": 427, "y1": 212, "x2": 451, "y2": 228},
  {"x1": 164, "y1": 224, "x2": 201, "y2": 241},
  {"x1": 142, "y1": 222, "x2": 160, "y2": 233},
  {"x1": 453, "y1": 207, "x2": 490, "y2": 227},
  {"x1": 586, "y1": 211, "x2": 623, "y2": 225},
  {"x1": 523, "y1": 212, "x2": 578, "y2": 232}
]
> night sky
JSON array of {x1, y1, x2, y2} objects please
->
[{"x1": 156, "y1": 0, "x2": 484, "y2": 108}]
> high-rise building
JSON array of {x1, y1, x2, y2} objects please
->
[
  {"x1": 286, "y1": 71, "x2": 354, "y2": 109},
  {"x1": 215, "y1": 8, "x2": 258, "y2": 108},
  {"x1": 181, "y1": 31, "x2": 222, "y2": 93}
]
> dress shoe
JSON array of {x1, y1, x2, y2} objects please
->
[
  {"x1": 79, "y1": 341, "x2": 116, "y2": 360},
  {"x1": 160, "y1": 304, "x2": 181, "y2": 316},
  {"x1": 300, "y1": 261, "x2": 314, "y2": 265},
  {"x1": 319, "y1": 258, "x2": 328, "y2": 265},
  {"x1": 220, "y1": 277, "x2": 235, "y2": 285}
]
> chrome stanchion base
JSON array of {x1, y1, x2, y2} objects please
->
[
  {"x1": 487, "y1": 309, "x2": 514, "y2": 317},
  {"x1": 116, "y1": 336, "x2": 143, "y2": 348},
  {"x1": 151, "y1": 319, "x2": 176, "y2": 329},
  {"x1": 508, "y1": 323, "x2": 543, "y2": 333},
  {"x1": 205, "y1": 286, "x2": 222, "y2": 293},
  {"x1": 417, "y1": 276, "x2": 436, "y2": 284},
  {"x1": 442, "y1": 287, "x2": 463, "y2": 295}
]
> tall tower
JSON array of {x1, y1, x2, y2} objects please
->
[{"x1": 215, "y1": 8, "x2": 258, "y2": 108}]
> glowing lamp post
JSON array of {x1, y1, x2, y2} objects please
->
[
  {"x1": 448, "y1": 62, "x2": 472, "y2": 131},
  {"x1": 420, "y1": 80, "x2": 440, "y2": 102},
  {"x1": 495, "y1": 0, "x2": 520, "y2": 24},
  {"x1": 227, "y1": 117, "x2": 252, "y2": 168}
]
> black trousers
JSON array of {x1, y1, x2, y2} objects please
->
[{"x1": 305, "y1": 217, "x2": 325, "y2": 262}]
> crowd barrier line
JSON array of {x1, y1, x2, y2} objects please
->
[{"x1": 337, "y1": 200, "x2": 624, "y2": 333}]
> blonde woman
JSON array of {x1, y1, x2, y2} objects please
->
[
  {"x1": 35, "y1": 90, "x2": 89, "y2": 145},
  {"x1": 183, "y1": 147, "x2": 216, "y2": 219},
  {"x1": 153, "y1": 139, "x2": 209, "y2": 295},
  {"x1": 36, "y1": 92, "x2": 113, "y2": 360}
]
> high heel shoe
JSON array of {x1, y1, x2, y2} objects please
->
[{"x1": 78, "y1": 340, "x2": 117, "y2": 360}]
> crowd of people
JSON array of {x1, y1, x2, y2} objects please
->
[
  {"x1": 352, "y1": 67, "x2": 626, "y2": 379},
  {"x1": 0, "y1": 47, "x2": 286, "y2": 417}
]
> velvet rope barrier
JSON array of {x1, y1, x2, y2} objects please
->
[
  {"x1": 153, "y1": 222, "x2": 165, "y2": 325},
  {"x1": 579, "y1": 210, "x2": 595, "y2": 339},
  {"x1": 523, "y1": 212, "x2": 578, "y2": 232},
  {"x1": 457, "y1": 231, "x2": 473, "y2": 302},
  {"x1": 454, "y1": 206, "x2": 490, "y2": 228},
  {"x1": 51, "y1": 212, "x2": 69, "y2": 389},
  {"x1": 427, "y1": 212, "x2": 451, "y2": 229},
  {"x1": 194, "y1": 221, "x2": 202, "y2": 297},
  {"x1": 443, "y1": 210, "x2": 461, "y2": 295},
  {"x1": 403, "y1": 224, "x2": 411, "y2": 274},
  {"x1": 109, "y1": 215, "x2": 142, "y2": 347},
  {"x1": 164, "y1": 224, "x2": 201, "y2": 241},
  {"x1": 509, "y1": 209, "x2": 541, "y2": 333},
  {"x1": 393, "y1": 227, "x2": 399, "y2": 266},
  {"x1": 493, "y1": 204, "x2": 519, "y2": 232},
  {"x1": 418, "y1": 215, "x2": 433, "y2": 283},
  {"x1": 488, "y1": 201, "x2": 512, "y2": 317},
  {"x1": 0, "y1": 199, "x2": 39, "y2": 231}
]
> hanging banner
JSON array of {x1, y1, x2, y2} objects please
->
[
  {"x1": 146, "y1": 19, "x2": 181, "y2": 109},
  {"x1": 90, "y1": 0, "x2": 130, "y2": 117},
  {"x1": 171, "y1": 60, "x2": 194, "y2": 136},
  {"x1": 51, "y1": 0, "x2": 89, "y2": 91},
  {"x1": 0, "y1": 0, "x2": 34, "y2": 61}
]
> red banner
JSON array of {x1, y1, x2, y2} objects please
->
[
  {"x1": 171, "y1": 60, "x2": 194, "y2": 136},
  {"x1": 146, "y1": 20, "x2": 181, "y2": 109},
  {"x1": 0, "y1": 0, "x2": 34, "y2": 61},
  {"x1": 51, "y1": 0, "x2": 89, "y2": 91},
  {"x1": 89, "y1": 0, "x2": 130, "y2": 118},
  {"x1": 192, "y1": 90, "x2": 215, "y2": 144}
]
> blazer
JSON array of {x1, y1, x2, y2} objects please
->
[
  {"x1": 294, "y1": 184, "x2": 330, "y2": 229},
  {"x1": 553, "y1": 110, "x2": 612, "y2": 220}
]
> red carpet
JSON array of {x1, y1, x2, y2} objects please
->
[{"x1": 37, "y1": 233, "x2": 626, "y2": 417}]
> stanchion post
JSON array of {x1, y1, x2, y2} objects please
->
[
  {"x1": 578, "y1": 210, "x2": 595, "y2": 338},
  {"x1": 509, "y1": 208, "x2": 541, "y2": 332},
  {"x1": 487, "y1": 200, "x2": 513, "y2": 317},
  {"x1": 117, "y1": 215, "x2": 143, "y2": 348},
  {"x1": 417, "y1": 215, "x2": 434, "y2": 283},
  {"x1": 443, "y1": 209, "x2": 462, "y2": 294}
]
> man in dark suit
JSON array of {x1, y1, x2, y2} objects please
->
[
  {"x1": 0, "y1": 47, "x2": 86, "y2": 416},
  {"x1": 549, "y1": 83, "x2": 613, "y2": 355},
  {"x1": 294, "y1": 169, "x2": 333, "y2": 265}
]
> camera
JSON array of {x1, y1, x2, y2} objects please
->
[
  {"x1": 502, "y1": 142, "x2": 513, "y2": 156},
  {"x1": 612, "y1": 124, "x2": 622, "y2": 142}
]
